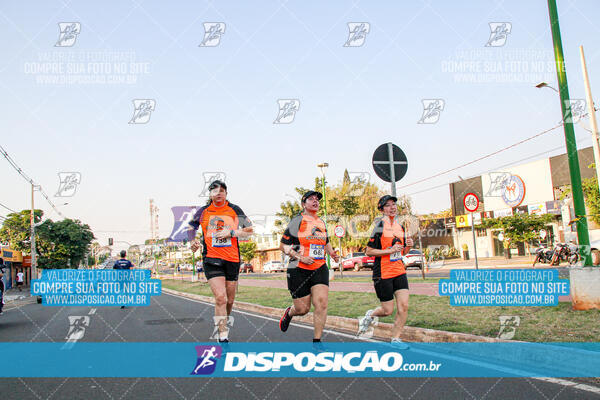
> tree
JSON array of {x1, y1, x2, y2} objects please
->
[
  {"x1": 35, "y1": 218, "x2": 95, "y2": 269},
  {"x1": 0, "y1": 209, "x2": 43, "y2": 251},
  {"x1": 239, "y1": 241, "x2": 257, "y2": 263},
  {"x1": 482, "y1": 213, "x2": 554, "y2": 257}
]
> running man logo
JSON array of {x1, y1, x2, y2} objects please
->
[
  {"x1": 274, "y1": 99, "x2": 300, "y2": 124},
  {"x1": 199, "y1": 22, "x2": 226, "y2": 47},
  {"x1": 129, "y1": 99, "x2": 156, "y2": 124},
  {"x1": 497, "y1": 315, "x2": 520, "y2": 340},
  {"x1": 55, "y1": 22, "x2": 81, "y2": 47},
  {"x1": 344, "y1": 22, "x2": 370, "y2": 47},
  {"x1": 210, "y1": 316, "x2": 235, "y2": 340},
  {"x1": 55, "y1": 172, "x2": 81, "y2": 197},
  {"x1": 168, "y1": 206, "x2": 199, "y2": 242},
  {"x1": 199, "y1": 172, "x2": 227, "y2": 197},
  {"x1": 485, "y1": 22, "x2": 512, "y2": 47},
  {"x1": 191, "y1": 345, "x2": 223, "y2": 375},
  {"x1": 347, "y1": 172, "x2": 370, "y2": 196},
  {"x1": 486, "y1": 172, "x2": 511, "y2": 197},
  {"x1": 65, "y1": 316, "x2": 90, "y2": 340},
  {"x1": 563, "y1": 99, "x2": 587, "y2": 124},
  {"x1": 417, "y1": 99, "x2": 445, "y2": 124}
]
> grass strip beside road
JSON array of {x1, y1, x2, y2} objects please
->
[
  {"x1": 162, "y1": 279, "x2": 600, "y2": 342},
  {"x1": 238, "y1": 275, "x2": 442, "y2": 283}
]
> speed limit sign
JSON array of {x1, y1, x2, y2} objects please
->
[
  {"x1": 334, "y1": 225, "x2": 345, "y2": 238},
  {"x1": 463, "y1": 193, "x2": 480, "y2": 213}
]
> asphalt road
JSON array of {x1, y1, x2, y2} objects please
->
[{"x1": 0, "y1": 292, "x2": 598, "y2": 399}]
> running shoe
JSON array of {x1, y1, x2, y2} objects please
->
[
  {"x1": 279, "y1": 306, "x2": 292, "y2": 332},
  {"x1": 390, "y1": 338, "x2": 409, "y2": 350},
  {"x1": 357, "y1": 309, "x2": 375, "y2": 336}
]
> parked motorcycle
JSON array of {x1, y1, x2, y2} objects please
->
[
  {"x1": 533, "y1": 245, "x2": 554, "y2": 266},
  {"x1": 533, "y1": 242, "x2": 579, "y2": 266}
]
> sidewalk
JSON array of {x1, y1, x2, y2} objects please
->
[{"x1": 3, "y1": 287, "x2": 31, "y2": 303}]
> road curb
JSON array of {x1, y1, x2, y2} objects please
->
[{"x1": 161, "y1": 287, "x2": 499, "y2": 343}]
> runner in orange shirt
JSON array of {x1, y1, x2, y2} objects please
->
[
  {"x1": 278, "y1": 191, "x2": 340, "y2": 343},
  {"x1": 189, "y1": 180, "x2": 253, "y2": 342},
  {"x1": 358, "y1": 195, "x2": 413, "y2": 349}
]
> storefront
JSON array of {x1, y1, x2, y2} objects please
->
[
  {"x1": 448, "y1": 146, "x2": 598, "y2": 258},
  {"x1": 1, "y1": 247, "x2": 26, "y2": 289}
]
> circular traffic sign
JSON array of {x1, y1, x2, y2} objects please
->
[
  {"x1": 539, "y1": 229, "x2": 547, "y2": 240},
  {"x1": 463, "y1": 193, "x2": 479, "y2": 213},
  {"x1": 372, "y1": 143, "x2": 408, "y2": 183},
  {"x1": 334, "y1": 225, "x2": 345, "y2": 238},
  {"x1": 498, "y1": 232, "x2": 504, "y2": 242}
]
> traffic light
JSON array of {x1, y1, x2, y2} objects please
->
[{"x1": 108, "y1": 238, "x2": 113, "y2": 246}]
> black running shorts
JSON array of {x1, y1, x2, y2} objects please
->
[
  {"x1": 203, "y1": 258, "x2": 240, "y2": 281},
  {"x1": 286, "y1": 264, "x2": 329, "y2": 299},
  {"x1": 373, "y1": 273, "x2": 408, "y2": 302}
]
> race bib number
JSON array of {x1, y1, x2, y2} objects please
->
[
  {"x1": 212, "y1": 236, "x2": 232, "y2": 247},
  {"x1": 309, "y1": 244, "x2": 325, "y2": 260},
  {"x1": 390, "y1": 250, "x2": 402, "y2": 262}
]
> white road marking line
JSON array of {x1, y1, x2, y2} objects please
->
[
  {"x1": 163, "y1": 292, "x2": 600, "y2": 395},
  {"x1": 88, "y1": 308, "x2": 96, "y2": 315}
]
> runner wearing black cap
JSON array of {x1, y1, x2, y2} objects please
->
[
  {"x1": 188, "y1": 180, "x2": 253, "y2": 342},
  {"x1": 278, "y1": 190, "x2": 340, "y2": 343},
  {"x1": 358, "y1": 195, "x2": 413, "y2": 349}
]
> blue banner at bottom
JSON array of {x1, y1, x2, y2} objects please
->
[{"x1": 1, "y1": 342, "x2": 599, "y2": 378}]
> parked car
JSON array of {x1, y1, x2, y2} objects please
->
[
  {"x1": 240, "y1": 263, "x2": 254, "y2": 273},
  {"x1": 402, "y1": 249, "x2": 425, "y2": 270},
  {"x1": 263, "y1": 261, "x2": 284, "y2": 273},
  {"x1": 341, "y1": 252, "x2": 375, "y2": 271}
]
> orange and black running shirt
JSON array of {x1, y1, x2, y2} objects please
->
[
  {"x1": 281, "y1": 213, "x2": 329, "y2": 271},
  {"x1": 188, "y1": 201, "x2": 252, "y2": 263},
  {"x1": 367, "y1": 216, "x2": 407, "y2": 279}
]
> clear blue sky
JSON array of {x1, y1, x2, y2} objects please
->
[{"x1": 1, "y1": 0, "x2": 600, "y2": 248}]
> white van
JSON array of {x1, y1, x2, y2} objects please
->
[{"x1": 263, "y1": 260, "x2": 284, "y2": 273}]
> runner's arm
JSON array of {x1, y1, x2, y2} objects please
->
[{"x1": 325, "y1": 242, "x2": 340, "y2": 262}]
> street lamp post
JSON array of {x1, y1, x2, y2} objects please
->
[
  {"x1": 317, "y1": 163, "x2": 331, "y2": 269},
  {"x1": 546, "y1": 0, "x2": 592, "y2": 265}
]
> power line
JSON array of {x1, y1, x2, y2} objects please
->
[
  {"x1": 0, "y1": 201, "x2": 16, "y2": 213},
  {"x1": 399, "y1": 123, "x2": 564, "y2": 190},
  {"x1": 0, "y1": 144, "x2": 65, "y2": 219},
  {"x1": 407, "y1": 136, "x2": 592, "y2": 198}
]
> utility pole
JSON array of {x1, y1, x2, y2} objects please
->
[
  {"x1": 547, "y1": 0, "x2": 592, "y2": 265},
  {"x1": 30, "y1": 184, "x2": 37, "y2": 279},
  {"x1": 579, "y1": 45, "x2": 600, "y2": 193}
]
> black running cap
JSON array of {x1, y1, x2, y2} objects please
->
[
  {"x1": 378, "y1": 195, "x2": 398, "y2": 211},
  {"x1": 208, "y1": 180, "x2": 227, "y2": 191},
  {"x1": 302, "y1": 191, "x2": 323, "y2": 203}
]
